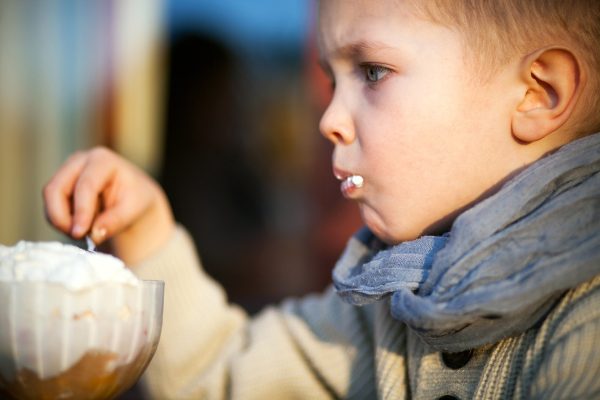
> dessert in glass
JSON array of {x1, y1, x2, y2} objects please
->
[{"x1": 0, "y1": 241, "x2": 164, "y2": 400}]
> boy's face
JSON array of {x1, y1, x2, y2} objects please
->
[{"x1": 318, "y1": 0, "x2": 522, "y2": 244}]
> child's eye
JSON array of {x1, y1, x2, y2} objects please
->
[{"x1": 363, "y1": 64, "x2": 390, "y2": 83}]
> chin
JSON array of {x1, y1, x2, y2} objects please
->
[
  {"x1": 360, "y1": 201, "x2": 456, "y2": 244},
  {"x1": 360, "y1": 205, "x2": 418, "y2": 245}
]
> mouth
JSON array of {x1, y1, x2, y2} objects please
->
[{"x1": 334, "y1": 167, "x2": 364, "y2": 198}]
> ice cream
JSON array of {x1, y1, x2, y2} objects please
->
[
  {"x1": 0, "y1": 241, "x2": 139, "y2": 290},
  {"x1": 0, "y1": 241, "x2": 163, "y2": 400}
]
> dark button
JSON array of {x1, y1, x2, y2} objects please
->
[
  {"x1": 441, "y1": 349, "x2": 473, "y2": 369},
  {"x1": 437, "y1": 396, "x2": 460, "y2": 400},
  {"x1": 483, "y1": 313, "x2": 502, "y2": 320}
]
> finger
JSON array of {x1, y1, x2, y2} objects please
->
[
  {"x1": 90, "y1": 198, "x2": 143, "y2": 244},
  {"x1": 71, "y1": 151, "x2": 117, "y2": 238},
  {"x1": 43, "y1": 152, "x2": 88, "y2": 234}
]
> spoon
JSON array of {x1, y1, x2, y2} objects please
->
[{"x1": 85, "y1": 235, "x2": 96, "y2": 252}]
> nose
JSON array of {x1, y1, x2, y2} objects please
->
[{"x1": 319, "y1": 92, "x2": 355, "y2": 145}]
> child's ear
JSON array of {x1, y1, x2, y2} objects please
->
[{"x1": 512, "y1": 47, "x2": 582, "y2": 142}]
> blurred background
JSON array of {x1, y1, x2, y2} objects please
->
[{"x1": 0, "y1": 0, "x2": 363, "y2": 314}]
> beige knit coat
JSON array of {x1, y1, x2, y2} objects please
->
[{"x1": 134, "y1": 227, "x2": 600, "y2": 399}]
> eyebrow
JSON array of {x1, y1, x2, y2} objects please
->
[{"x1": 318, "y1": 40, "x2": 395, "y2": 68}]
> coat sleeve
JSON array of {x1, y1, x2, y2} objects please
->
[
  {"x1": 526, "y1": 275, "x2": 600, "y2": 399},
  {"x1": 133, "y1": 226, "x2": 377, "y2": 399}
]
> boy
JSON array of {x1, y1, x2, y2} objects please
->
[{"x1": 44, "y1": 0, "x2": 600, "y2": 398}]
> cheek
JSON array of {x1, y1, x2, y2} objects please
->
[
  {"x1": 364, "y1": 80, "x2": 462, "y2": 146},
  {"x1": 354, "y1": 78, "x2": 487, "y2": 239}
]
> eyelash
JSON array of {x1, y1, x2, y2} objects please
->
[{"x1": 361, "y1": 64, "x2": 390, "y2": 84}]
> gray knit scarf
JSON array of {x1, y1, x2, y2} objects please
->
[{"x1": 332, "y1": 133, "x2": 600, "y2": 352}]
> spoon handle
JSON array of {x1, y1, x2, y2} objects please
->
[{"x1": 85, "y1": 235, "x2": 96, "y2": 252}]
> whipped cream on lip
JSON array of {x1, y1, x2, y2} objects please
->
[{"x1": 334, "y1": 167, "x2": 365, "y2": 198}]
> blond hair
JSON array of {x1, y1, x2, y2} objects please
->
[{"x1": 411, "y1": 0, "x2": 600, "y2": 132}]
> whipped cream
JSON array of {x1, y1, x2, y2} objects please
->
[{"x1": 0, "y1": 241, "x2": 139, "y2": 290}]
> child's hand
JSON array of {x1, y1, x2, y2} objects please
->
[{"x1": 43, "y1": 147, "x2": 175, "y2": 266}]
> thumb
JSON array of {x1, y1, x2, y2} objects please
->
[{"x1": 89, "y1": 202, "x2": 136, "y2": 244}]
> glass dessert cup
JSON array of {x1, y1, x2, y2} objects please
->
[{"x1": 0, "y1": 280, "x2": 164, "y2": 400}]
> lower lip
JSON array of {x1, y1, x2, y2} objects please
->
[{"x1": 340, "y1": 175, "x2": 364, "y2": 198}]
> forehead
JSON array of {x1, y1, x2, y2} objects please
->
[
  {"x1": 317, "y1": 0, "x2": 459, "y2": 63},
  {"x1": 318, "y1": 0, "x2": 407, "y2": 49}
]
